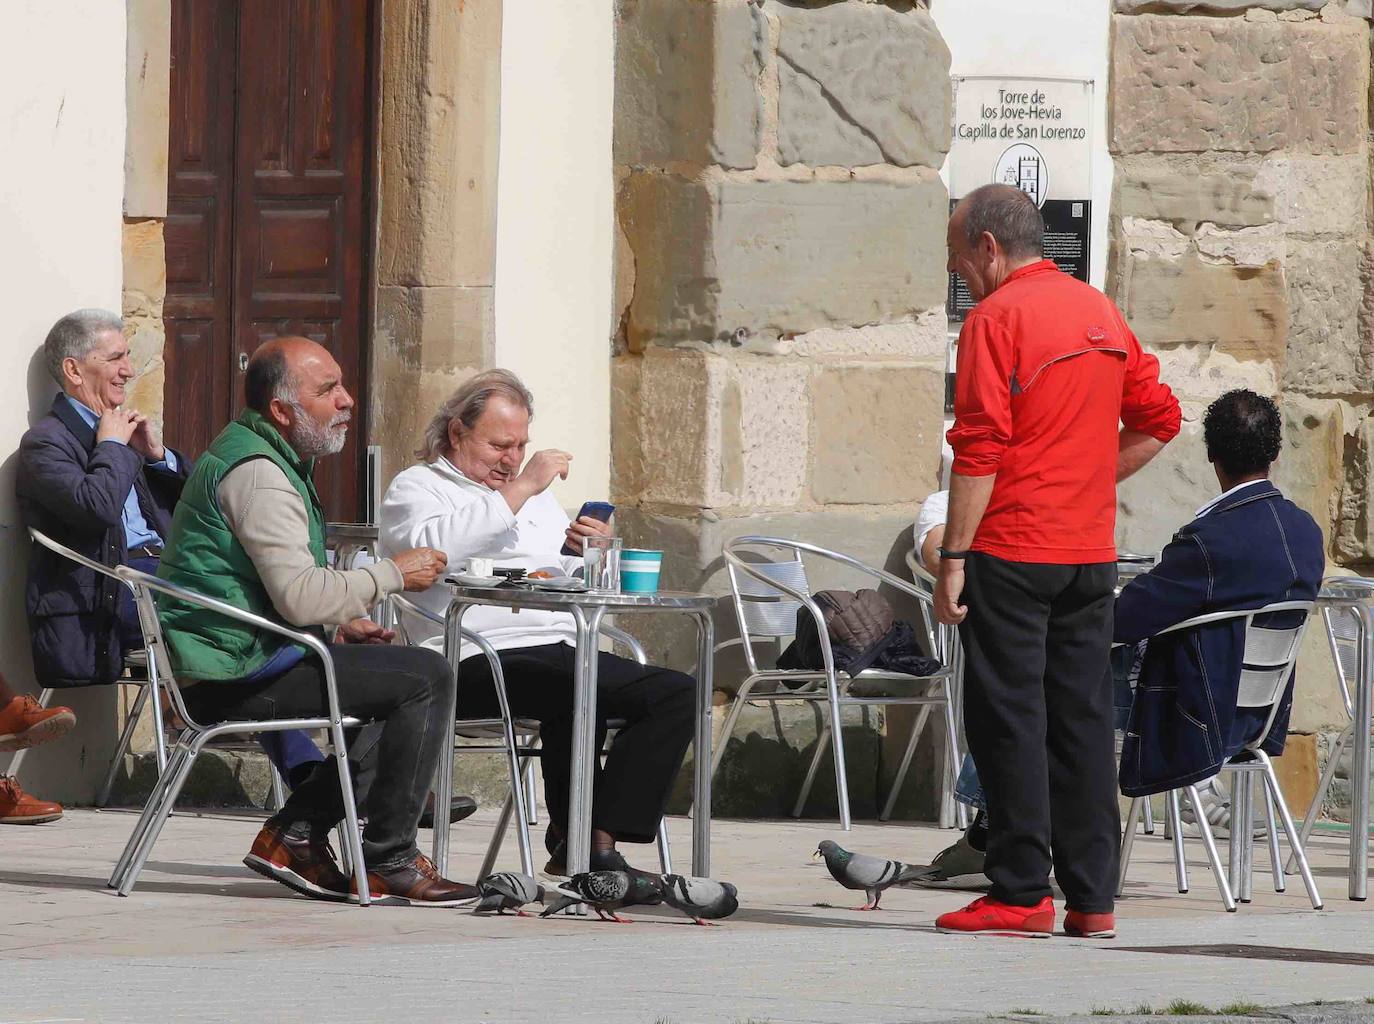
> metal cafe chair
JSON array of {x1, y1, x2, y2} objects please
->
[
  {"x1": 717, "y1": 536, "x2": 962, "y2": 832},
  {"x1": 14, "y1": 529, "x2": 170, "y2": 806},
  {"x1": 390, "y1": 594, "x2": 676, "y2": 879},
  {"x1": 105, "y1": 565, "x2": 372, "y2": 904},
  {"x1": 1288, "y1": 576, "x2": 1374, "y2": 872},
  {"x1": 1117, "y1": 600, "x2": 1321, "y2": 912}
]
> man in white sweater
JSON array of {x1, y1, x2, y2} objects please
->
[{"x1": 379, "y1": 370, "x2": 695, "y2": 875}]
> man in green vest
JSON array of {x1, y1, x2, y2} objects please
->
[{"x1": 158, "y1": 336, "x2": 472, "y2": 906}]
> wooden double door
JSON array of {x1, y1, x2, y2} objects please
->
[{"x1": 164, "y1": 0, "x2": 376, "y2": 520}]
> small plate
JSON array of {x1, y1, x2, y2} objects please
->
[
  {"x1": 449, "y1": 574, "x2": 502, "y2": 588},
  {"x1": 529, "y1": 577, "x2": 588, "y2": 593}
]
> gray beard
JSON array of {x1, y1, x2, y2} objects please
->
[{"x1": 287, "y1": 405, "x2": 348, "y2": 457}]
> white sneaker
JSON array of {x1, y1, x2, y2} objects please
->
[
  {"x1": 1178, "y1": 777, "x2": 1268, "y2": 838},
  {"x1": 1179, "y1": 776, "x2": 1231, "y2": 832}
]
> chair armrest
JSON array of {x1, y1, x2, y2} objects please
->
[
  {"x1": 1152, "y1": 600, "x2": 1315, "y2": 638},
  {"x1": 601, "y1": 625, "x2": 648, "y2": 665},
  {"x1": 115, "y1": 565, "x2": 345, "y2": 729},
  {"x1": 729, "y1": 535, "x2": 937, "y2": 610}
]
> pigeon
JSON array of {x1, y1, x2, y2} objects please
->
[
  {"x1": 813, "y1": 839, "x2": 920, "y2": 911},
  {"x1": 539, "y1": 870, "x2": 665, "y2": 923},
  {"x1": 661, "y1": 873, "x2": 739, "y2": 926},
  {"x1": 474, "y1": 872, "x2": 545, "y2": 916}
]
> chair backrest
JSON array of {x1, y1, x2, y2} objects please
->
[
  {"x1": 904, "y1": 548, "x2": 952, "y2": 663},
  {"x1": 1159, "y1": 600, "x2": 1314, "y2": 751},
  {"x1": 727, "y1": 556, "x2": 811, "y2": 640},
  {"x1": 1319, "y1": 577, "x2": 1374, "y2": 720}
]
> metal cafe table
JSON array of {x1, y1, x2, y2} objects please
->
[
  {"x1": 441, "y1": 583, "x2": 717, "y2": 879},
  {"x1": 1314, "y1": 580, "x2": 1374, "y2": 900}
]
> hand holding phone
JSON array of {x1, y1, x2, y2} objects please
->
[{"x1": 561, "y1": 501, "x2": 615, "y2": 557}]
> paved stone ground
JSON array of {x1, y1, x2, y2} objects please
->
[{"x1": 1, "y1": 808, "x2": 1372, "y2": 1024}]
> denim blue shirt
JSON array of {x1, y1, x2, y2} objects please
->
[{"x1": 62, "y1": 394, "x2": 176, "y2": 550}]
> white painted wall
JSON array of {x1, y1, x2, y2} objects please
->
[
  {"x1": 0, "y1": 2, "x2": 127, "y2": 795},
  {"x1": 930, "y1": 0, "x2": 1113, "y2": 289},
  {"x1": 494, "y1": 0, "x2": 614, "y2": 510}
]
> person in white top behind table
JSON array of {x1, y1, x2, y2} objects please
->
[{"x1": 378, "y1": 369, "x2": 695, "y2": 877}]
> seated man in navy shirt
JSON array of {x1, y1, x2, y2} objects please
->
[
  {"x1": 18, "y1": 309, "x2": 323, "y2": 788},
  {"x1": 1115, "y1": 389, "x2": 1325, "y2": 798}
]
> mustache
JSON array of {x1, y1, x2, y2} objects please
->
[{"x1": 329, "y1": 413, "x2": 352, "y2": 429}]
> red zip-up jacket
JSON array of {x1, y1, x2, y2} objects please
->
[{"x1": 948, "y1": 260, "x2": 1180, "y2": 564}]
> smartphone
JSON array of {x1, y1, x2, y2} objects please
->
[{"x1": 560, "y1": 501, "x2": 616, "y2": 556}]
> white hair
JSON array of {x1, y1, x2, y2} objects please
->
[{"x1": 43, "y1": 309, "x2": 123, "y2": 385}]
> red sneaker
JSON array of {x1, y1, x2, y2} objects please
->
[
  {"x1": 1064, "y1": 909, "x2": 1116, "y2": 938},
  {"x1": 936, "y1": 895, "x2": 1054, "y2": 937}
]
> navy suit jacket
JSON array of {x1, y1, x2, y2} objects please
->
[
  {"x1": 17, "y1": 396, "x2": 189, "y2": 687},
  {"x1": 1115, "y1": 480, "x2": 1324, "y2": 797}
]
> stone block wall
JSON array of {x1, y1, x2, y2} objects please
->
[
  {"x1": 370, "y1": 0, "x2": 502, "y2": 486},
  {"x1": 612, "y1": 0, "x2": 954, "y2": 819},
  {"x1": 1109, "y1": 1, "x2": 1374, "y2": 813}
]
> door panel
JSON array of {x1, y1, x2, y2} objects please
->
[
  {"x1": 235, "y1": 0, "x2": 369, "y2": 518},
  {"x1": 163, "y1": 0, "x2": 237, "y2": 462},
  {"x1": 164, "y1": 0, "x2": 372, "y2": 520}
]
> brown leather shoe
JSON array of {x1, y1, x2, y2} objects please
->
[
  {"x1": 0, "y1": 775, "x2": 62, "y2": 824},
  {"x1": 243, "y1": 823, "x2": 350, "y2": 902},
  {"x1": 0, "y1": 695, "x2": 76, "y2": 752},
  {"x1": 350, "y1": 852, "x2": 479, "y2": 907}
]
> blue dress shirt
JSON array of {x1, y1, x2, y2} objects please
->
[{"x1": 63, "y1": 394, "x2": 176, "y2": 550}]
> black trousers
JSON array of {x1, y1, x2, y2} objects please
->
[
  {"x1": 182, "y1": 644, "x2": 454, "y2": 871},
  {"x1": 958, "y1": 553, "x2": 1119, "y2": 912},
  {"x1": 458, "y1": 643, "x2": 695, "y2": 844}
]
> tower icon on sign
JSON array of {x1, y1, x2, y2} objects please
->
[{"x1": 994, "y1": 144, "x2": 1048, "y2": 208}]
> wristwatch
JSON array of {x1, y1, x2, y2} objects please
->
[{"x1": 937, "y1": 547, "x2": 973, "y2": 560}]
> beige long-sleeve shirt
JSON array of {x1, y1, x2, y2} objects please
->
[{"x1": 217, "y1": 459, "x2": 403, "y2": 628}]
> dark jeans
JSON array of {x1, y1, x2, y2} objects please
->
[
  {"x1": 457, "y1": 643, "x2": 695, "y2": 844},
  {"x1": 182, "y1": 643, "x2": 455, "y2": 871},
  {"x1": 958, "y1": 553, "x2": 1120, "y2": 913},
  {"x1": 116, "y1": 555, "x2": 324, "y2": 785}
]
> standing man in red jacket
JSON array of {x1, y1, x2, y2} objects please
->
[{"x1": 934, "y1": 184, "x2": 1180, "y2": 938}]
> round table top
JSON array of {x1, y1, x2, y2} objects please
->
[{"x1": 446, "y1": 583, "x2": 716, "y2": 612}]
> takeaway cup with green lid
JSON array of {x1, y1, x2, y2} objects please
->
[{"x1": 620, "y1": 549, "x2": 662, "y2": 593}]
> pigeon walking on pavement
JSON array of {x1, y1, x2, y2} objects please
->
[
  {"x1": 814, "y1": 840, "x2": 919, "y2": 911},
  {"x1": 538, "y1": 870, "x2": 665, "y2": 923},
  {"x1": 661, "y1": 873, "x2": 740, "y2": 926},
  {"x1": 474, "y1": 872, "x2": 545, "y2": 916}
]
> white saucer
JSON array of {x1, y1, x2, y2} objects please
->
[{"x1": 449, "y1": 574, "x2": 502, "y2": 588}]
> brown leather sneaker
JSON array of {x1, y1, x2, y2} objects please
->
[
  {"x1": 0, "y1": 775, "x2": 62, "y2": 824},
  {"x1": 243, "y1": 823, "x2": 350, "y2": 902},
  {"x1": 350, "y1": 852, "x2": 480, "y2": 907},
  {"x1": 0, "y1": 695, "x2": 76, "y2": 752}
]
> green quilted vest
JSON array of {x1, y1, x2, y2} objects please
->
[{"x1": 157, "y1": 408, "x2": 328, "y2": 681}]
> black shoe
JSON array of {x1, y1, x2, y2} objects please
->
[
  {"x1": 419, "y1": 794, "x2": 478, "y2": 829},
  {"x1": 542, "y1": 842, "x2": 643, "y2": 878}
]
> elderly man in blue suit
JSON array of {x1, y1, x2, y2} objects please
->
[
  {"x1": 17, "y1": 309, "x2": 324, "y2": 790},
  {"x1": 1115, "y1": 389, "x2": 1325, "y2": 799}
]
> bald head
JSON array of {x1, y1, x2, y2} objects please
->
[
  {"x1": 946, "y1": 184, "x2": 1045, "y2": 303},
  {"x1": 245, "y1": 336, "x2": 354, "y2": 457}
]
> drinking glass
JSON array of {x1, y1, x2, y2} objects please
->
[{"x1": 584, "y1": 536, "x2": 622, "y2": 593}]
